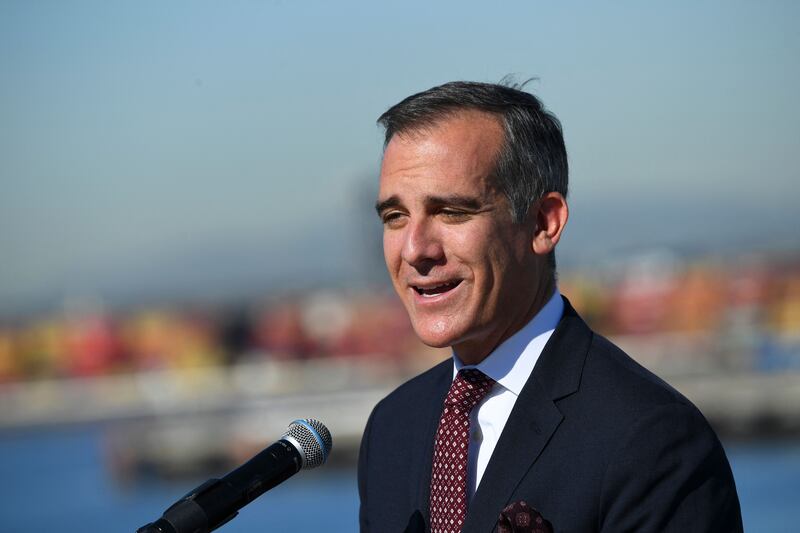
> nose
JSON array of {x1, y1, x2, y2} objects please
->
[{"x1": 401, "y1": 218, "x2": 445, "y2": 272}]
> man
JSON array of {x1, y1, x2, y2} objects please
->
[{"x1": 358, "y1": 81, "x2": 742, "y2": 532}]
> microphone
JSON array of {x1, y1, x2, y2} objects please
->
[{"x1": 137, "y1": 418, "x2": 332, "y2": 533}]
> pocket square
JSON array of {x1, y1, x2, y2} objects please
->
[{"x1": 497, "y1": 500, "x2": 553, "y2": 533}]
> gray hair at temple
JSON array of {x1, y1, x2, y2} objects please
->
[{"x1": 377, "y1": 79, "x2": 569, "y2": 226}]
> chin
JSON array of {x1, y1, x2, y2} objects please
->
[
  {"x1": 411, "y1": 319, "x2": 466, "y2": 349},
  {"x1": 415, "y1": 335, "x2": 453, "y2": 349}
]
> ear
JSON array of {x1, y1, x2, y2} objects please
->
[{"x1": 531, "y1": 192, "x2": 569, "y2": 255}]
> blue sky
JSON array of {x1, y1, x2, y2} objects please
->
[{"x1": 1, "y1": 1, "x2": 798, "y2": 313}]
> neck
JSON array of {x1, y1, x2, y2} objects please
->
[{"x1": 453, "y1": 277, "x2": 556, "y2": 366}]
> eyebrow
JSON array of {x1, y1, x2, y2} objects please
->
[
  {"x1": 375, "y1": 194, "x2": 484, "y2": 216},
  {"x1": 375, "y1": 196, "x2": 401, "y2": 215}
]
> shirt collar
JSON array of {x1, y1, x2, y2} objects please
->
[{"x1": 453, "y1": 290, "x2": 564, "y2": 396}]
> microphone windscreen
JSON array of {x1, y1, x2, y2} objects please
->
[{"x1": 283, "y1": 418, "x2": 332, "y2": 469}]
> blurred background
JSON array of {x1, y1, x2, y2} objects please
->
[{"x1": 1, "y1": 1, "x2": 799, "y2": 531}]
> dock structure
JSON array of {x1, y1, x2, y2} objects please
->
[{"x1": 2, "y1": 357, "x2": 799, "y2": 476}]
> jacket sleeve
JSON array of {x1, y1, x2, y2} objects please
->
[
  {"x1": 598, "y1": 402, "x2": 743, "y2": 532},
  {"x1": 358, "y1": 403, "x2": 378, "y2": 532}
]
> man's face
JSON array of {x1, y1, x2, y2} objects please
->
[{"x1": 377, "y1": 111, "x2": 542, "y2": 361}]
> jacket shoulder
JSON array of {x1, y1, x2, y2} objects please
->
[
  {"x1": 582, "y1": 332, "x2": 696, "y2": 413},
  {"x1": 378, "y1": 358, "x2": 451, "y2": 406}
]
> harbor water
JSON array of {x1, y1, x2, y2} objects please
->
[{"x1": 0, "y1": 425, "x2": 798, "y2": 532}]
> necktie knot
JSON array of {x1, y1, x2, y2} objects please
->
[{"x1": 444, "y1": 369, "x2": 495, "y2": 412}]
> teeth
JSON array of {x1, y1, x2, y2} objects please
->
[{"x1": 414, "y1": 281, "x2": 459, "y2": 296}]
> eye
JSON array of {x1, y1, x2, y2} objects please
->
[
  {"x1": 440, "y1": 209, "x2": 471, "y2": 223},
  {"x1": 381, "y1": 211, "x2": 407, "y2": 228}
]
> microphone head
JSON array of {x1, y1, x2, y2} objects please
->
[{"x1": 283, "y1": 418, "x2": 333, "y2": 469}]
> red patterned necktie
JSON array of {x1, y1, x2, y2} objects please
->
[{"x1": 429, "y1": 368, "x2": 496, "y2": 533}]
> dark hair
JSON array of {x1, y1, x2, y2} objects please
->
[{"x1": 377, "y1": 79, "x2": 568, "y2": 224}]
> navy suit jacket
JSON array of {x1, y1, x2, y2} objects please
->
[{"x1": 358, "y1": 299, "x2": 743, "y2": 532}]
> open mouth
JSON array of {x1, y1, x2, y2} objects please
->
[{"x1": 412, "y1": 280, "x2": 462, "y2": 298}]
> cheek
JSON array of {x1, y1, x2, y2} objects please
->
[
  {"x1": 473, "y1": 241, "x2": 523, "y2": 301},
  {"x1": 383, "y1": 233, "x2": 404, "y2": 274},
  {"x1": 457, "y1": 228, "x2": 509, "y2": 273},
  {"x1": 441, "y1": 225, "x2": 492, "y2": 264}
]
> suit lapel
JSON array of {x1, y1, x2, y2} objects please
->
[
  {"x1": 463, "y1": 376, "x2": 563, "y2": 532},
  {"x1": 462, "y1": 299, "x2": 593, "y2": 532},
  {"x1": 410, "y1": 360, "x2": 453, "y2": 526}
]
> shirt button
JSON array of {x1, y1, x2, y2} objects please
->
[{"x1": 472, "y1": 427, "x2": 482, "y2": 442}]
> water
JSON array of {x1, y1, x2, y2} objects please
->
[
  {"x1": 0, "y1": 426, "x2": 797, "y2": 532},
  {"x1": 725, "y1": 440, "x2": 800, "y2": 532},
  {"x1": 0, "y1": 425, "x2": 358, "y2": 532}
]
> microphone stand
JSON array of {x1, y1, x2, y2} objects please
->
[
  {"x1": 136, "y1": 478, "x2": 238, "y2": 533},
  {"x1": 137, "y1": 441, "x2": 299, "y2": 533}
]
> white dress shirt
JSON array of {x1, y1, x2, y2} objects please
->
[{"x1": 452, "y1": 290, "x2": 564, "y2": 499}]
